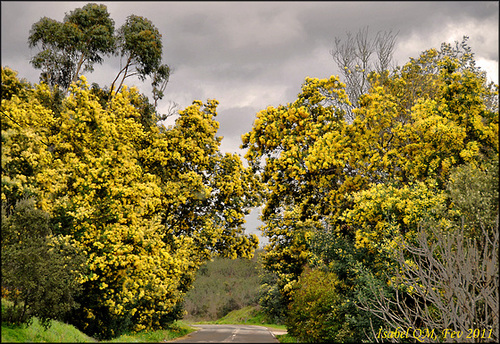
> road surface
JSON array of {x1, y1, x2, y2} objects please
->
[{"x1": 167, "y1": 324, "x2": 284, "y2": 343}]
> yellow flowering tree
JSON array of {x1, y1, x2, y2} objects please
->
[
  {"x1": 242, "y1": 38, "x2": 498, "y2": 341},
  {"x1": 241, "y1": 76, "x2": 352, "y2": 318},
  {"x1": 1, "y1": 67, "x2": 259, "y2": 339}
]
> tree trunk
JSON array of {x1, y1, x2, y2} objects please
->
[{"x1": 111, "y1": 56, "x2": 132, "y2": 95}]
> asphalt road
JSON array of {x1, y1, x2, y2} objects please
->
[{"x1": 167, "y1": 324, "x2": 282, "y2": 343}]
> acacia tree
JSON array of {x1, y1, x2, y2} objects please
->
[
  {"x1": 357, "y1": 160, "x2": 499, "y2": 343},
  {"x1": 1, "y1": 70, "x2": 259, "y2": 339},
  {"x1": 242, "y1": 38, "x2": 498, "y2": 341}
]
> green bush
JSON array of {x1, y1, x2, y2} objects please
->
[
  {"x1": 1, "y1": 198, "x2": 86, "y2": 329},
  {"x1": 447, "y1": 156, "x2": 499, "y2": 236},
  {"x1": 258, "y1": 270, "x2": 288, "y2": 325},
  {"x1": 356, "y1": 157, "x2": 499, "y2": 341},
  {"x1": 287, "y1": 268, "x2": 344, "y2": 342},
  {"x1": 287, "y1": 266, "x2": 383, "y2": 343}
]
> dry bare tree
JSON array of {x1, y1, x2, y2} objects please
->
[
  {"x1": 331, "y1": 27, "x2": 398, "y2": 121},
  {"x1": 358, "y1": 220, "x2": 499, "y2": 343}
]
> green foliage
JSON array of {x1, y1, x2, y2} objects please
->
[
  {"x1": 151, "y1": 64, "x2": 171, "y2": 109},
  {"x1": 287, "y1": 267, "x2": 382, "y2": 343},
  {"x1": 287, "y1": 268, "x2": 343, "y2": 342},
  {"x1": 356, "y1": 159, "x2": 499, "y2": 339},
  {"x1": 276, "y1": 333, "x2": 299, "y2": 343},
  {"x1": 101, "y1": 321, "x2": 195, "y2": 343},
  {"x1": 1, "y1": 198, "x2": 86, "y2": 329},
  {"x1": 258, "y1": 269, "x2": 288, "y2": 325},
  {"x1": 28, "y1": 3, "x2": 115, "y2": 90},
  {"x1": 27, "y1": 3, "x2": 170, "y2": 110},
  {"x1": 1, "y1": 313, "x2": 97, "y2": 343},
  {"x1": 306, "y1": 229, "x2": 390, "y2": 343},
  {"x1": 1, "y1": 298, "x2": 194, "y2": 343},
  {"x1": 446, "y1": 156, "x2": 499, "y2": 236},
  {"x1": 113, "y1": 14, "x2": 164, "y2": 93},
  {"x1": 256, "y1": 209, "x2": 319, "y2": 325}
]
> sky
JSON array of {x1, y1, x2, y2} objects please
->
[{"x1": 1, "y1": 1, "x2": 499, "y2": 246}]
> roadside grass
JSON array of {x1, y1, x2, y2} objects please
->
[
  {"x1": 1, "y1": 318, "x2": 194, "y2": 343},
  {"x1": 1, "y1": 298, "x2": 195, "y2": 343},
  {"x1": 276, "y1": 333, "x2": 300, "y2": 342},
  {"x1": 1, "y1": 317, "x2": 97, "y2": 343},
  {"x1": 101, "y1": 321, "x2": 195, "y2": 342}
]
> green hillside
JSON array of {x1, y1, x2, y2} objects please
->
[{"x1": 182, "y1": 252, "x2": 263, "y2": 321}]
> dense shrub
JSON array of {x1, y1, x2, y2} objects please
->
[
  {"x1": 287, "y1": 268, "x2": 343, "y2": 342},
  {"x1": 1, "y1": 198, "x2": 86, "y2": 329},
  {"x1": 287, "y1": 267, "x2": 382, "y2": 343},
  {"x1": 258, "y1": 269, "x2": 288, "y2": 325},
  {"x1": 357, "y1": 158, "x2": 499, "y2": 342}
]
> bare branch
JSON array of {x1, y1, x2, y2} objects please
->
[
  {"x1": 358, "y1": 221, "x2": 499, "y2": 342},
  {"x1": 330, "y1": 27, "x2": 398, "y2": 122}
]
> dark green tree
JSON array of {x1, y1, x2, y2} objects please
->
[
  {"x1": 1, "y1": 198, "x2": 86, "y2": 329},
  {"x1": 152, "y1": 64, "x2": 171, "y2": 111},
  {"x1": 27, "y1": 4, "x2": 171, "y2": 112}
]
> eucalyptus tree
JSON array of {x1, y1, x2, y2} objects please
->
[
  {"x1": 28, "y1": 4, "x2": 171, "y2": 111},
  {"x1": 28, "y1": 3, "x2": 115, "y2": 91},
  {"x1": 111, "y1": 15, "x2": 169, "y2": 96}
]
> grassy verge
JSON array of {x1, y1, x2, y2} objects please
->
[
  {"x1": 1, "y1": 318, "x2": 97, "y2": 343},
  {"x1": 1, "y1": 318, "x2": 194, "y2": 343},
  {"x1": 101, "y1": 321, "x2": 195, "y2": 342},
  {"x1": 1, "y1": 298, "x2": 195, "y2": 343},
  {"x1": 276, "y1": 333, "x2": 301, "y2": 342}
]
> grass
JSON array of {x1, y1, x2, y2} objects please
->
[
  {"x1": 276, "y1": 333, "x2": 300, "y2": 343},
  {"x1": 100, "y1": 321, "x2": 195, "y2": 342},
  {"x1": 1, "y1": 318, "x2": 97, "y2": 343},
  {"x1": 1, "y1": 317, "x2": 194, "y2": 343},
  {"x1": 1, "y1": 298, "x2": 195, "y2": 343}
]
